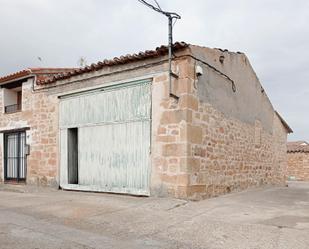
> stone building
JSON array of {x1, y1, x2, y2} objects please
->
[
  {"x1": 0, "y1": 68, "x2": 74, "y2": 186},
  {"x1": 0, "y1": 43, "x2": 292, "y2": 200},
  {"x1": 287, "y1": 141, "x2": 309, "y2": 181}
]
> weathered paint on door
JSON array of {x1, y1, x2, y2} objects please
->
[{"x1": 59, "y1": 80, "x2": 151, "y2": 195}]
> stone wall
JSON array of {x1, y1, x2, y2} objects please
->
[
  {"x1": 272, "y1": 113, "x2": 289, "y2": 183},
  {"x1": 151, "y1": 49, "x2": 290, "y2": 200},
  {"x1": 156, "y1": 92, "x2": 288, "y2": 200},
  {"x1": 150, "y1": 57, "x2": 196, "y2": 197},
  {"x1": 287, "y1": 153, "x2": 309, "y2": 181},
  {"x1": 0, "y1": 78, "x2": 59, "y2": 186},
  {"x1": 181, "y1": 102, "x2": 286, "y2": 200},
  {"x1": 152, "y1": 52, "x2": 289, "y2": 200}
]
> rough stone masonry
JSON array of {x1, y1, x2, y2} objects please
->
[{"x1": 287, "y1": 141, "x2": 309, "y2": 181}]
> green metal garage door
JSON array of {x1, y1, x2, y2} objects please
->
[{"x1": 59, "y1": 80, "x2": 151, "y2": 196}]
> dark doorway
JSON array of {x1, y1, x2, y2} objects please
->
[
  {"x1": 68, "y1": 128, "x2": 78, "y2": 184},
  {"x1": 4, "y1": 131, "x2": 26, "y2": 182}
]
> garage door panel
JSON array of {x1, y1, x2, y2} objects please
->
[
  {"x1": 60, "y1": 82, "x2": 151, "y2": 128},
  {"x1": 59, "y1": 80, "x2": 151, "y2": 196},
  {"x1": 78, "y1": 121, "x2": 150, "y2": 194}
]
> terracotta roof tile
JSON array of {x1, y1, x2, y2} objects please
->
[
  {"x1": 37, "y1": 42, "x2": 189, "y2": 85},
  {"x1": 0, "y1": 69, "x2": 32, "y2": 84},
  {"x1": 0, "y1": 68, "x2": 77, "y2": 84},
  {"x1": 287, "y1": 141, "x2": 309, "y2": 153}
]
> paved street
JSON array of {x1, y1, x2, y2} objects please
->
[{"x1": 0, "y1": 182, "x2": 308, "y2": 249}]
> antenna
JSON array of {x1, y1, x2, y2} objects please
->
[
  {"x1": 138, "y1": 0, "x2": 181, "y2": 98},
  {"x1": 78, "y1": 56, "x2": 87, "y2": 67}
]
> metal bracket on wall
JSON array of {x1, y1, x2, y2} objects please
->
[
  {"x1": 170, "y1": 71, "x2": 179, "y2": 79},
  {"x1": 138, "y1": 0, "x2": 181, "y2": 99},
  {"x1": 169, "y1": 71, "x2": 180, "y2": 99}
]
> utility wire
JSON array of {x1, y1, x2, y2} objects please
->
[
  {"x1": 137, "y1": 0, "x2": 235, "y2": 93},
  {"x1": 138, "y1": 0, "x2": 181, "y2": 99},
  {"x1": 153, "y1": 0, "x2": 162, "y2": 10},
  {"x1": 138, "y1": 0, "x2": 181, "y2": 19},
  {"x1": 172, "y1": 18, "x2": 178, "y2": 27}
]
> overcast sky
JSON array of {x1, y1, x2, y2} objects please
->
[{"x1": 0, "y1": 0, "x2": 308, "y2": 141}]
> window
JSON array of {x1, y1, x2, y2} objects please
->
[
  {"x1": 4, "y1": 131, "x2": 27, "y2": 182},
  {"x1": 17, "y1": 91, "x2": 22, "y2": 106},
  {"x1": 3, "y1": 83, "x2": 22, "y2": 114}
]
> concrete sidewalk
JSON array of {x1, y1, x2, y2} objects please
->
[{"x1": 0, "y1": 182, "x2": 308, "y2": 249}]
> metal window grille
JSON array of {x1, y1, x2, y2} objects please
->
[
  {"x1": 4, "y1": 103, "x2": 22, "y2": 114},
  {"x1": 4, "y1": 131, "x2": 26, "y2": 182}
]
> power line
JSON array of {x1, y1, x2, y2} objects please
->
[
  {"x1": 138, "y1": 0, "x2": 181, "y2": 99},
  {"x1": 153, "y1": 0, "x2": 162, "y2": 10},
  {"x1": 138, "y1": 0, "x2": 181, "y2": 19}
]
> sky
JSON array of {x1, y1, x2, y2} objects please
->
[{"x1": 0, "y1": 0, "x2": 308, "y2": 141}]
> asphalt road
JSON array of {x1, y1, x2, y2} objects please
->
[{"x1": 0, "y1": 182, "x2": 308, "y2": 249}]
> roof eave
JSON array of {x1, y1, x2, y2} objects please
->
[
  {"x1": 275, "y1": 111, "x2": 293, "y2": 133},
  {"x1": 0, "y1": 74, "x2": 34, "y2": 86},
  {"x1": 0, "y1": 69, "x2": 33, "y2": 85},
  {"x1": 287, "y1": 150, "x2": 309, "y2": 153},
  {"x1": 37, "y1": 41, "x2": 189, "y2": 85}
]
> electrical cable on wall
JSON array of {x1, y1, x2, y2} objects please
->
[{"x1": 191, "y1": 55, "x2": 237, "y2": 92}]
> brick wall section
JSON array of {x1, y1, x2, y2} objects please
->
[
  {"x1": 0, "y1": 79, "x2": 59, "y2": 186},
  {"x1": 287, "y1": 153, "x2": 309, "y2": 181}
]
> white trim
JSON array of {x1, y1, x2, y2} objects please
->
[
  {"x1": 59, "y1": 118, "x2": 151, "y2": 130},
  {"x1": 61, "y1": 184, "x2": 150, "y2": 196},
  {"x1": 59, "y1": 78, "x2": 152, "y2": 100},
  {"x1": 0, "y1": 133, "x2": 3, "y2": 181},
  {"x1": 54, "y1": 72, "x2": 166, "y2": 98}
]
